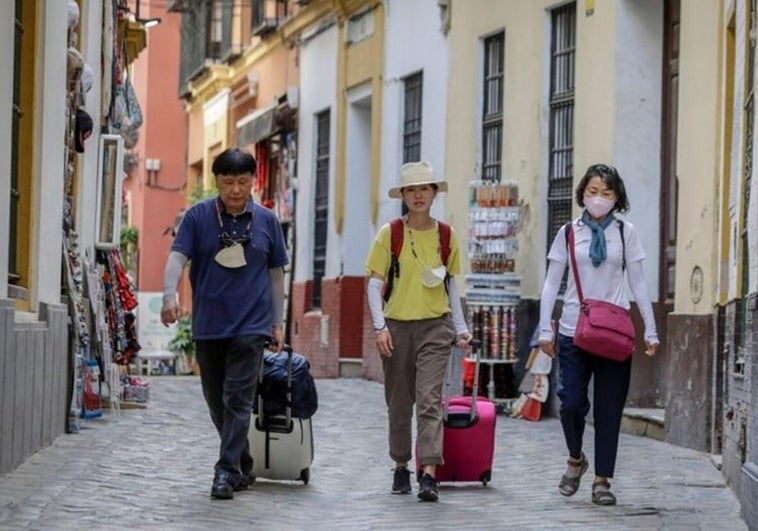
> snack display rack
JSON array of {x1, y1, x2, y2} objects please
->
[{"x1": 465, "y1": 181, "x2": 522, "y2": 412}]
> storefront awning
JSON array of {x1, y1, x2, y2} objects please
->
[{"x1": 236, "y1": 104, "x2": 277, "y2": 146}]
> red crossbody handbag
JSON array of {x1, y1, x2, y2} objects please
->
[{"x1": 567, "y1": 223, "x2": 636, "y2": 362}]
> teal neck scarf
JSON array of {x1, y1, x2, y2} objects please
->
[{"x1": 582, "y1": 210, "x2": 614, "y2": 267}]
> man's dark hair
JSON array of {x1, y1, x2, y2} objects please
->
[
  {"x1": 575, "y1": 163, "x2": 630, "y2": 213},
  {"x1": 212, "y1": 148, "x2": 257, "y2": 176}
]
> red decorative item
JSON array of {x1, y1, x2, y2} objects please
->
[
  {"x1": 521, "y1": 397, "x2": 542, "y2": 421},
  {"x1": 111, "y1": 250, "x2": 137, "y2": 311}
]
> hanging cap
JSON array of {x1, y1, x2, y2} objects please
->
[{"x1": 74, "y1": 109, "x2": 93, "y2": 153}]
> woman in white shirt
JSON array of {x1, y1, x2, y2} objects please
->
[{"x1": 537, "y1": 163, "x2": 660, "y2": 506}]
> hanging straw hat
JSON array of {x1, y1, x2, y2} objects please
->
[{"x1": 388, "y1": 161, "x2": 448, "y2": 198}]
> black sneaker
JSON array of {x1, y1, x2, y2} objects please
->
[
  {"x1": 392, "y1": 467, "x2": 412, "y2": 494},
  {"x1": 233, "y1": 472, "x2": 256, "y2": 492},
  {"x1": 417, "y1": 473, "x2": 439, "y2": 502},
  {"x1": 210, "y1": 472, "x2": 234, "y2": 500}
]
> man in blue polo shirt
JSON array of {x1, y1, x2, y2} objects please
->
[{"x1": 160, "y1": 148, "x2": 288, "y2": 500}]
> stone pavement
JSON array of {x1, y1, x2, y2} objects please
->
[{"x1": 0, "y1": 376, "x2": 747, "y2": 530}]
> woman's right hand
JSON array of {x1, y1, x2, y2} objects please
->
[
  {"x1": 376, "y1": 329, "x2": 394, "y2": 358},
  {"x1": 538, "y1": 339, "x2": 555, "y2": 358}
]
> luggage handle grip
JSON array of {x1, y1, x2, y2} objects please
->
[{"x1": 258, "y1": 342, "x2": 294, "y2": 427}]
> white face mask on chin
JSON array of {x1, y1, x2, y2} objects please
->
[
  {"x1": 584, "y1": 195, "x2": 615, "y2": 218},
  {"x1": 214, "y1": 243, "x2": 247, "y2": 269}
]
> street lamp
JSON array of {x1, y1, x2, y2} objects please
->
[
  {"x1": 139, "y1": 17, "x2": 162, "y2": 28},
  {"x1": 135, "y1": 0, "x2": 162, "y2": 29}
]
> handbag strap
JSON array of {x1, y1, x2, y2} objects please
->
[
  {"x1": 567, "y1": 224, "x2": 585, "y2": 303},
  {"x1": 566, "y1": 220, "x2": 627, "y2": 304}
]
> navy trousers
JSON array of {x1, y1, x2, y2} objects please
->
[
  {"x1": 195, "y1": 335, "x2": 266, "y2": 481},
  {"x1": 556, "y1": 334, "x2": 631, "y2": 478}
]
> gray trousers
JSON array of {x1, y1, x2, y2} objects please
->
[
  {"x1": 195, "y1": 335, "x2": 266, "y2": 480},
  {"x1": 383, "y1": 315, "x2": 456, "y2": 466}
]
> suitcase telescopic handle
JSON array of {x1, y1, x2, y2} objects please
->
[
  {"x1": 258, "y1": 342, "x2": 294, "y2": 428},
  {"x1": 443, "y1": 340, "x2": 481, "y2": 423},
  {"x1": 468, "y1": 340, "x2": 482, "y2": 420}
]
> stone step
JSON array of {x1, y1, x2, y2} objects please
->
[{"x1": 621, "y1": 407, "x2": 665, "y2": 441}]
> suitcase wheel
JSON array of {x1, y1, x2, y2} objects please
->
[{"x1": 300, "y1": 467, "x2": 310, "y2": 485}]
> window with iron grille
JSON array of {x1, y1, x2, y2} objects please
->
[
  {"x1": 206, "y1": 0, "x2": 224, "y2": 60},
  {"x1": 547, "y1": 3, "x2": 576, "y2": 246},
  {"x1": 8, "y1": 0, "x2": 22, "y2": 285},
  {"x1": 179, "y1": 0, "x2": 234, "y2": 94},
  {"x1": 252, "y1": 0, "x2": 287, "y2": 35},
  {"x1": 252, "y1": 0, "x2": 266, "y2": 30},
  {"x1": 205, "y1": 0, "x2": 234, "y2": 60},
  {"x1": 482, "y1": 32, "x2": 504, "y2": 183},
  {"x1": 735, "y1": 0, "x2": 755, "y2": 376},
  {"x1": 312, "y1": 110, "x2": 331, "y2": 309},
  {"x1": 403, "y1": 72, "x2": 423, "y2": 164}
]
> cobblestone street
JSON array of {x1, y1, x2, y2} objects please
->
[{"x1": 0, "y1": 376, "x2": 747, "y2": 530}]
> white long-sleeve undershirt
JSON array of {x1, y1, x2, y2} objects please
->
[{"x1": 163, "y1": 251, "x2": 188, "y2": 303}]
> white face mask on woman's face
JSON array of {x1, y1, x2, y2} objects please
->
[{"x1": 584, "y1": 195, "x2": 615, "y2": 218}]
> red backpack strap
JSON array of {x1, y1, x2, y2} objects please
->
[
  {"x1": 389, "y1": 218, "x2": 404, "y2": 258},
  {"x1": 438, "y1": 221, "x2": 452, "y2": 266}
]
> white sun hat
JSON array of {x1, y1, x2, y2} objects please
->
[{"x1": 388, "y1": 161, "x2": 448, "y2": 199}]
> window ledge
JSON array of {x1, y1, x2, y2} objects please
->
[
  {"x1": 14, "y1": 310, "x2": 42, "y2": 325},
  {"x1": 8, "y1": 284, "x2": 28, "y2": 301}
]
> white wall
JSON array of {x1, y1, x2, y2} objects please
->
[
  {"x1": 613, "y1": 0, "x2": 663, "y2": 301},
  {"x1": 31, "y1": 2, "x2": 68, "y2": 307},
  {"x1": 380, "y1": 0, "x2": 449, "y2": 226},
  {"x1": 728, "y1": 1, "x2": 747, "y2": 299},
  {"x1": 0, "y1": 3, "x2": 15, "y2": 298},
  {"x1": 295, "y1": 23, "x2": 338, "y2": 282},
  {"x1": 343, "y1": 88, "x2": 373, "y2": 275}
]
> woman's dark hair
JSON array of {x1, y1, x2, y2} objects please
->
[
  {"x1": 575, "y1": 163, "x2": 629, "y2": 213},
  {"x1": 212, "y1": 148, "x2": 257, "y2": 176}
]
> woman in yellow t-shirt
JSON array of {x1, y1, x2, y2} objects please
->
[{"x1": 365, "y1": 161, "x2": 472, "y2": 502}]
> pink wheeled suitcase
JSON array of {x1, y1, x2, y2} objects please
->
[{"x1": 417, "y1": 343, "x2": 496, "y2": 485}]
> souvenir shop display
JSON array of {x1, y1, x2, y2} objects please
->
[
  {"x1": 464, "y1": 181, "x2": 523, "y2": 413},
  {"x1": 62, "y1": 8, "x2": 143, "y2": 421}
]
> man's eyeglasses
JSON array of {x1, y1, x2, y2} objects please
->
[{"x1": 219, "y1": 232, "x2": 251, "y2": 247}]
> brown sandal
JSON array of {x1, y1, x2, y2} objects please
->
[
  {"x1": 558, "y1": 453, "x2": 588, "y2": 497},
  {"x1": 591, "y1": 479, "x2": 617, "y2": 506}
]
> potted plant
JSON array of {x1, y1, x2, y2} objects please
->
[{"x1": 168, "y1": 314, "x2": 198, "y2": 375}]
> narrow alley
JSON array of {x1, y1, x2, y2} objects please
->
[{"x1": 0, "y1": 376, "x2": 746, "y2": 530}]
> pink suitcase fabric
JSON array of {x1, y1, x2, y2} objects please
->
[{"x1": 416, "y1": 395, "x2": 496, "y2": 485}]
